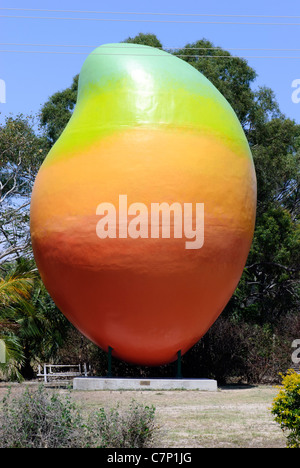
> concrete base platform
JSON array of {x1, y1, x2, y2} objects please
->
[{"x1": 73, "y1": 377, "x2": 218, "y2": 391}]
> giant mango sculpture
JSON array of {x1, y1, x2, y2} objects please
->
[{"x1": 30, "y1": 44, "x2": 256, "y2": 366}]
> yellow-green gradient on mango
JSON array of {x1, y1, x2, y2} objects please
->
[{"x1": 30, "y1": 43, "x2": 257, "y2": 366}]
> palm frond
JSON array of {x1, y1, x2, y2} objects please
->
[
  {"x1": 0, "y1": 274, "x2": 33, "y2": 304},
  {"x1": 0, "y1": 332, "x2": 24, "y2": 382}
]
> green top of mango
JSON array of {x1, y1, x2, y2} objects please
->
[{"x1": 44, "y1": 43, "x2": 252, "y2": 165}]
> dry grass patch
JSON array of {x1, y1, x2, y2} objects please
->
[{"x1": 0, "y1": 383, "x2": 286, "y2": 448}]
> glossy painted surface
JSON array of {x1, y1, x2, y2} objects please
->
[{"x1": 30, "y1": 44, "x2": 257, "y2": 366}]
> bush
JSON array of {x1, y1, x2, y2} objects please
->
[
  {"x1": 0, "y1": 385, "x2": 85, "y2": 448},
  {"x1": 182, "y1": 315, "x2": 298, "y2": 384},
  {"x1": 88, "y1": 400, "x2": 157, "y2": 448},
  {"x1": 271, "y1": 369, "x2": 300, "y2": 448},
  {"x1": 0, "y1": 385, "x2": 158, "y2": 448}
]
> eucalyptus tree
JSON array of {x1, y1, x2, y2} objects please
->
[{"x1": 0, "y1": 114, "x2": 48, "y2": 265}]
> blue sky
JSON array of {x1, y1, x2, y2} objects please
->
[{"x1": 0, "y1": 0, "x2": 299, "y2": 126}]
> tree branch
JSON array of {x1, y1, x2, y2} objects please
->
[{"x1": 246, "y1": 261, "x2": 299, "y2": 273}]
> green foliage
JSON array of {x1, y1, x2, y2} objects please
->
[
  {"x1": 0, "y1": 334, "x2": 24, "y2": 381},
  {"x1": 0, "y1": 259, "x2": 70, "y2": 381},
  {"x1": 227, "y1": 206, "x2": 300, "y2": 324},
  {"x1": 183, "y1": 315, "x2": 294, "y2": 384},
  {"x1": 0, "y1": 385, "x2": 84, "y2": 448},
  {"x1": 0, "y1": 386, "x2": 158, "y2": 448},
  {"x1": 39, "y1": 75, "x2": 79, "y2": 146},
  {"x1": 271, "y1": 370, "x2": 300, "y2": 448},
  {"x1": 88, "y1": 399, "x2": 157, "y2": 448},
  {"x1": 0, "y1": 115, "x2": 48, "y2": 264},
  {"x1": 0, "y1": 268, "x2": 33, "y2": 306},
  {"x1": 251, "y1": 118, "x2": 300, "y2": 214},
  {"x1": 0, "y1": 114, "x2": 47, "y2": 178},
  {"x1": 122, "y1": 32, "x2": 163, "y2": 48},
  {"x1": 0, "y1": 261, "x2": 35, "y2": 380}
]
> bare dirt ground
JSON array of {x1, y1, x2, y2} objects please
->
[{"x1": 0, "y1": 381, "x2": 286, "y2": 448}]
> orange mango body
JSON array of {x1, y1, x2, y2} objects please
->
[{"x1": 31, "y1": 128, "x2": 256, "y2": 365}]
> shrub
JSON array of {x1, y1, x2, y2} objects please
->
[
  {"x1": 0, "y1": 385, "x2": 85, "y2": 448},
  {"x1": 0, "y1": 386, "x2": 158, "y2": 448},
  {"x1": 183, "y1": 316, "x2": 297, "y2": 384},
  {"x1": 271, "y1": 369, "x2": 300, "y2": 448},
  {"x1": 88, "y1": 399, "x2": 157, "y2": 448}
]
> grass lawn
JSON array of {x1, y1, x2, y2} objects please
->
[{"x1": 0, "y1": 381, "x2": 286, "y2": 448}]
